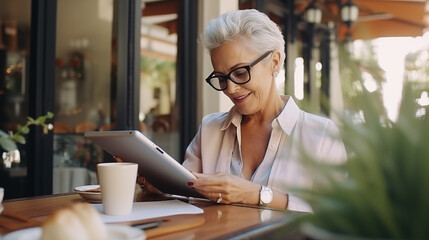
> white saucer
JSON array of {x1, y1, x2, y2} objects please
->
[
  {"x1": 74, "y1": 184, "x2": 102, "y2": 203},
  {"x1": 2, "y1": 224, "x2": 145, "y2": 240}
]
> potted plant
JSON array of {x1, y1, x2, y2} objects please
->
[
  {"x1": 288, "y1": 50, "x2": 429, "y2": 239},
  {"x1": 0, "y1": 112, "x2": 53, "y2": 168}
]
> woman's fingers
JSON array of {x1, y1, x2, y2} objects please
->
[
  {"x1": 189, "y1": 173, "x2": 240, "y2": 204},
  {"x1": 193, "y1": 188, "x2": 226, "y2": 203},
  {"x1": 189, "y1": 172, "x2": 260, "y2": 205},
  {"x1": 145, "y1": 181, "x2": 162, "y2": 194},
  {"x1": 190, "y1": 172, "x2": 228, "y2": 186},
  {"x1": 189, "y1": 172, "x2": 224, "y2": 202},
  {"x1": 113, "y1": 156, "x2": 124, "y2": 162}
]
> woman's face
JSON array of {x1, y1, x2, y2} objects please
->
[{"x1": 210, "y1": 38, "x2": 279, "y2": 116}]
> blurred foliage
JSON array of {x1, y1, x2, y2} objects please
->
[
  {"x1": 141, "y1": 57, "x2": 175, "y2": 85},
  {"x1": 339, "y1": 42, "x2": 388, "y2": 121},
  {"x1": 0, "y1": 112, "x2": 54, "y2": 152},
  {"x1": 290, "y1": 42, "x2": 429, "y2": 239},
  {"x1": 404, "y1": 47, "x2": 429, "y2": 83}
]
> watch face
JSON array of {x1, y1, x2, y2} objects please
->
[{"x1": 261, "y1": 188, "x2": 273, "y2": 204}]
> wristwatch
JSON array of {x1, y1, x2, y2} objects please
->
[{"x1": 259, "y1": 185, "x2": 273, "y2": 207}]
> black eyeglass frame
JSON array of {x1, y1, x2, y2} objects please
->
[{"x1": 205, "y1": 51, "x2": 273, "y2": 91}]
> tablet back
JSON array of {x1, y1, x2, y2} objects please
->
[{"x1": 84, "y1": 130, "x2": 202, "y2": 198}]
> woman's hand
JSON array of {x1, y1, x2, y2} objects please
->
[{"x1": 188, "y1": 172, "x2": 260, "y2": 205}]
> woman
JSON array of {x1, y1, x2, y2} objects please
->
[{"x1": 183, "y1": 9, "x2": 346, "y2": 212}]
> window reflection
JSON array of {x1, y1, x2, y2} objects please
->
[
  {"x1": 0, "y1": 0, "x2": 30, "y2": 135},
  {"x1": 140, "y1": 1, "x2": 179, "y2": 160},
  {"x1": 55, "y1": 0, "x2": 113, "y2": 132},
  {"x1": 53, "y1": 0, "x2": 114, "y2": 193},
  {"x1": 0, "y1": 0, "x2": 31, "y2": 199}
]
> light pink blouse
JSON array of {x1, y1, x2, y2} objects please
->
[{"x1": 183, "y1": 96, "x2": 347, "y2": 212}]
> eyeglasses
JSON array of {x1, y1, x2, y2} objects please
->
[{"x1": 205, "y1": 51, "x2": 273, "y2": 91}]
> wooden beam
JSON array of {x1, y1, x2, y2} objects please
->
[
  {"x1": 156, "y1": 19, "x2": 177, "y2": 35},
  {"x1": 142, "y1": 0, "x2": 180, "y2": 16},
  {"x1": 355, "y1": 0, "x2": 425, "y2": 25},
  {"x1": 339, "y1": 17, "x2": 424, "y2": 40}
]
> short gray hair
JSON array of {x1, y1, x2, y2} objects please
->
[{"x1": 200, "y1": 9, "x2": 285, "y2": 68}]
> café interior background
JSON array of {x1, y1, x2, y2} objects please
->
[
  {"x1": 1, "y1": 0, "x2": 182, "y2": 199},
  {"x1": 1, "y1": 0, "x2": 428, "y2": 200}
]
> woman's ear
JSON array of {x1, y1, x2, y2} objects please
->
[{"x1": 271, "y1": 51, "x2": 281, "y2": 72}]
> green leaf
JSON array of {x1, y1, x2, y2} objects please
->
[
  {"x1": 20, "y1": 125, "x2": 30, "y2": 134},
  {"x1": 0, "y1": 137, "x2": 18, "y2": 151},
  {"x1": 0, "y1": 112, "x2": 53, "y2": 152},
  {"x1": 27, "y1": 116, "x2": 35, "y2": 122},
  {"x1": 0, "y1": 130, "x2": 8, "y2": 137},
  {"x1": 13, "y1": 135, "x2": 26, "y2": 144}
]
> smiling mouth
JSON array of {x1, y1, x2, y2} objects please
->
[{"x1": 234, "y1": 93, "x2": 251, "y2": 101}]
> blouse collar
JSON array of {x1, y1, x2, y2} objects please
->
[{"x1": 220, "y1": 95, "x2": 301, "y2": 136}]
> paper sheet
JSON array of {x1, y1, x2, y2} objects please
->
[{"x1": 92, "y1": 199, "x2": 204, "y2": 223}]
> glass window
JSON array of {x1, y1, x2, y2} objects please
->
[
  {"x1": 0, "y1": 0, "x2": 32, "y2": 199},
  {"x1": 140, "y1": 1, "x2": 179, "y2": 160},
  {"x1": 52, "y1": 0, "x2": 114, "y2": 193}
]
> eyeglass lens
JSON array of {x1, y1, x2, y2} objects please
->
[
  {"x1": 211, "y1": 67, "x2": 250, "y2": 90},
  {"x1": 206, "y1": 51, "x2": 272, "y2": 91}
]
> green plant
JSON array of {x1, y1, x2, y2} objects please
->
[
  {"x1": 291, "y1": 80, "x2": 429, "y2": 239},
  {"x1": 0, "y1": 112, "x2": 54, "y2": 152}
]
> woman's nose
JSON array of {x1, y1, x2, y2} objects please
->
[{"x1": 224, "y1": 79, "x2": 240, "y2": 93}]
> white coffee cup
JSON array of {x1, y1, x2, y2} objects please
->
[{"x1": 97, "y1": 162, "x2": 138, "y2": 215}]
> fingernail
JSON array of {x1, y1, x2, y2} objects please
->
[{"x1": 187, "y1": 181, "x2": 194, "y2": 187}]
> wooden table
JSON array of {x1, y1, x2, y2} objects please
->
[{"x1": 0, "y1": 193, "x2": 304, "y2": 239}]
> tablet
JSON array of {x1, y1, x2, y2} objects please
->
[{"x1": 84, "y1": 130, "x2": 203, "y2": 198}]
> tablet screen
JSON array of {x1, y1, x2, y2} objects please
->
[{"x1": 85, "y1": 130, "x2": 202, "y2": 198}]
